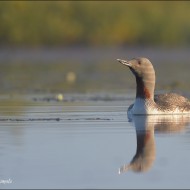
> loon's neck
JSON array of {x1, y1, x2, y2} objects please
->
[{"x1": 135, "y1": 77, "x2": 155, "y2": 100}]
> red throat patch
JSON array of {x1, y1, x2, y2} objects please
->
[{"x1": 144, "y1": 87, "x2": 151, "y2": 99}]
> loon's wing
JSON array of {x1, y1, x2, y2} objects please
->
[{"x1": 154, "y1": 93, "x2": 190, "y2": 111}]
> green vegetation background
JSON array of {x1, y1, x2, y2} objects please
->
[{"x1": 1, "y1": 1, "x2": 190, "y2": 47}]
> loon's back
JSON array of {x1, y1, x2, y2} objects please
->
[{"x1": 154, "y1": 93, "x2": 190, "y2": 113}]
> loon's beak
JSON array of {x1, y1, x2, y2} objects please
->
[{"x1": 117, "y1": 59, "x2": 132, "y2": 67}]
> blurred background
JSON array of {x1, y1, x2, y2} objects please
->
[{"x1": 0, "y1": 1, "x2": 190, "y2": 94}]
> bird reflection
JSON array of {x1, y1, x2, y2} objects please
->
[{"x1": 119, "y1": 114, "x2": 190, "y2": 174}]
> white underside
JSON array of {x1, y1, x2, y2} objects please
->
[{"x1": 129, "y1": 98, "x2": 190, "y2": 115}]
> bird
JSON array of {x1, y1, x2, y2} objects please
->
[{"x1": 117, "y1": 57, "x2": 190, "y2": 115}]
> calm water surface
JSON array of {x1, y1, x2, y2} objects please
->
[{"x1": 0, "y1": 93, "x2": 190, "y2": 189}]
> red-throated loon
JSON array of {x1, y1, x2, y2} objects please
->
[{"x1": 117, "y1": 57, "x2": 190, "y2": 115}]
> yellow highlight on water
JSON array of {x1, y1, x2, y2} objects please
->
[{"x1": 55, "y1": 94, "x2": 64, "y2": 101}]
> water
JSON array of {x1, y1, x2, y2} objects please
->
[
  {"x1": 1, "y1": 47, "x2": 190, "y2": 188},
  {"x1": 1, "y1": 94, "x2": 190, "y2": 189}
]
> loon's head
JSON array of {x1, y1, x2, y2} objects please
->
[
  {"x1": 117, "y1": 57, "x2": 155, "y2": 78},
  {"x1": 117, "y1": 57, "x2": 156, "y2": 99}
]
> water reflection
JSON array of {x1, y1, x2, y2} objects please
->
[{"x1": 119, "y1": 114, "x2": 190, "y2": 174}]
